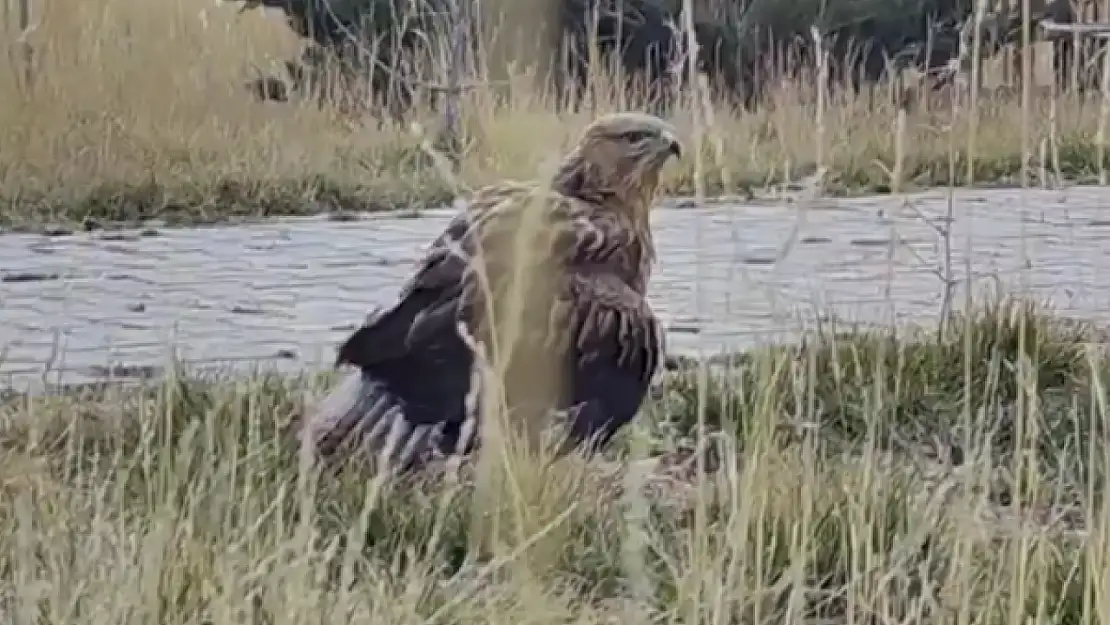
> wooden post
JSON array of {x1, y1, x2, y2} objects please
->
[
  {"x1": 1104, "y1": 0, "x2": 1109, "y2": 90},
  {"x1": 7, "y1": 0, "x2": 35, "y2": 93},
  {"x1": 440, "y1": 0, "x2": 468, "y2": 170},
  {"x1": 1009, "y1": 0, "x2": 1025, "y2": 90},
  {"x1": 477, "y1": 0, "x2": 561, "y2": 105}
]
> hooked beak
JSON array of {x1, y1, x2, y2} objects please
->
[
  {"x1": 660, "y1": 131, "x2": 682, "y2": 159},
  {"x1": 668, "y1": 138, "x2": 682, "y2": 159}
]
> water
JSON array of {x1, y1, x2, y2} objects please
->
[{"x1": 3, "y1": 185, "x2": 1109, "y2": 391}]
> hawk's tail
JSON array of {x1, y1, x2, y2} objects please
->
[
  {"x1": 300, "y1": 370, "x2": 478, "y2": 474},
  {"x1": 300, "y1": 370, "x2": 437, "y2": 473}
]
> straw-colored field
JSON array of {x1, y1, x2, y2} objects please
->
[
  {"x1": 1, "y1": 0, "x2": 1108, "y2": 228},
  {"x1": 0, "y1": 299, "x2": 1106, "y2": 624}
]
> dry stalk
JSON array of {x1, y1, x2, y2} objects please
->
[
  {"x1": 664, "y1": 1, "x2": 714, "y2": 622},
  {"x1": 13, "y1": 0, "x2": 35, "y2": 93},
  {"x1": 409, "y1": 97, "x2": 572, "y2": 569},
  {"x1": 966, "y1": 0, "x2": 988, "y2": 185},
  {"x1": 891, "y1": 124, "x2": 957, "y2": 337},
  {"x1": 937, "y1": 66, "x2": 959, "y2": 337},
  {"x1": 810, "y1": 26, "x2": 828, "y2": 178},
  {"x1": 1100, "y1": 29, "x2": 1110, "y2": 183},
  {"x1": 884, "y1": 107, "x2": 907, "y2": 327},
  {"x1": 439, "y1": 0, "x2": 467, "y2": 169},
  {"x1": 1048, "y1": 73, "x2": 1061, "y2": 185},
  {"x1": 1020, "y1": 0, "x2": 1032, "y2": 189},
  {"x1": 467, "y1": 169, "x2": 563, "y2": 565}
]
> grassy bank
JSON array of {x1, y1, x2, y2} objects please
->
[
  {"x1": 2, "y1": 0, "x2": 1109, "y2": 230},
  {"x1": 1, "y1": 297, "x2": 1108, "y2": 624}
]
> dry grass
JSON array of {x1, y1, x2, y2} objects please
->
[
  {"x1": 1, "y1": 0, "x2": 1108, "y2": 228},
  {"x1": 0, "y1": 300, "x2": 1107, "y2": 625},
  {"x1": 4, "y1": 0, "x2": 1110, "y2": 622}
]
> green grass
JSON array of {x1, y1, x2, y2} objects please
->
[{"x1": 1, "y1": 296, "x2": 1106, "y2": 625}]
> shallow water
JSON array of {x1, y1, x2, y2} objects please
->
[{"x1": 3, "y1": 185, "x2": 1109, "y2": 391}]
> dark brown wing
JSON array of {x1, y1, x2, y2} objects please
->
[
  {"x1": 336, "y1": 200, "x2": 484, "y2": 370},
  {"x1": 556, "y1": 271, "x2": 664, "y2": 455},
  {"x1": 331, "y1": 184, "x2": 545, "y2": 426}
]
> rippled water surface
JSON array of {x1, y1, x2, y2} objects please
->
[{"x1": 3, "y1": 185, "x2": 1110, "y2": 390}]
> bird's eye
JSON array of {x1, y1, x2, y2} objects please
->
[{"x1": 620, "y1": 130, "x2": 654, "y2": 143}]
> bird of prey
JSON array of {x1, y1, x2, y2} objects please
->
[{"x1": 301, "y1": 111, "x2": 682, "y2": 474}]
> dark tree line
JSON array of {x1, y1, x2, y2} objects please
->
[
  {"x1": 232, "y1": 0, "x2": 1107, "y2": 121},
  {"x1": 555, "y1": 0, "x2": 758, "y2": 112},
  {"x1": 237, "y1": 0, "x2": 464, "y2": 120}
]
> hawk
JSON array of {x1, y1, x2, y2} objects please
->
[{"x1": 303, "y1": 112, "x2": 682, "y2": 473}]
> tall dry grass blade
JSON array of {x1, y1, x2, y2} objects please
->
[
  {"x1": 811, "y1": 25, "x2": 828, "y2": 179},
  {"x1": 1100, "y1": 27, "x2": 1110, "y2": 184},
  {"x1": 415, "y1": 110, "x2": 579, "y2": 575},
  {"x1": 1020, "y1": 0, "x2": 1032, "y2": 189},
  {"x1": 967, "y1": 0, "x2": 989, "y2": 186}
]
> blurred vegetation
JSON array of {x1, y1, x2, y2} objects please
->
[
  {"x1": 234, "y1": 0, "x2": 462, "y2": 120},
  {"x1": 234, "y1": 0, "x2": 987, "y2": 116}
]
